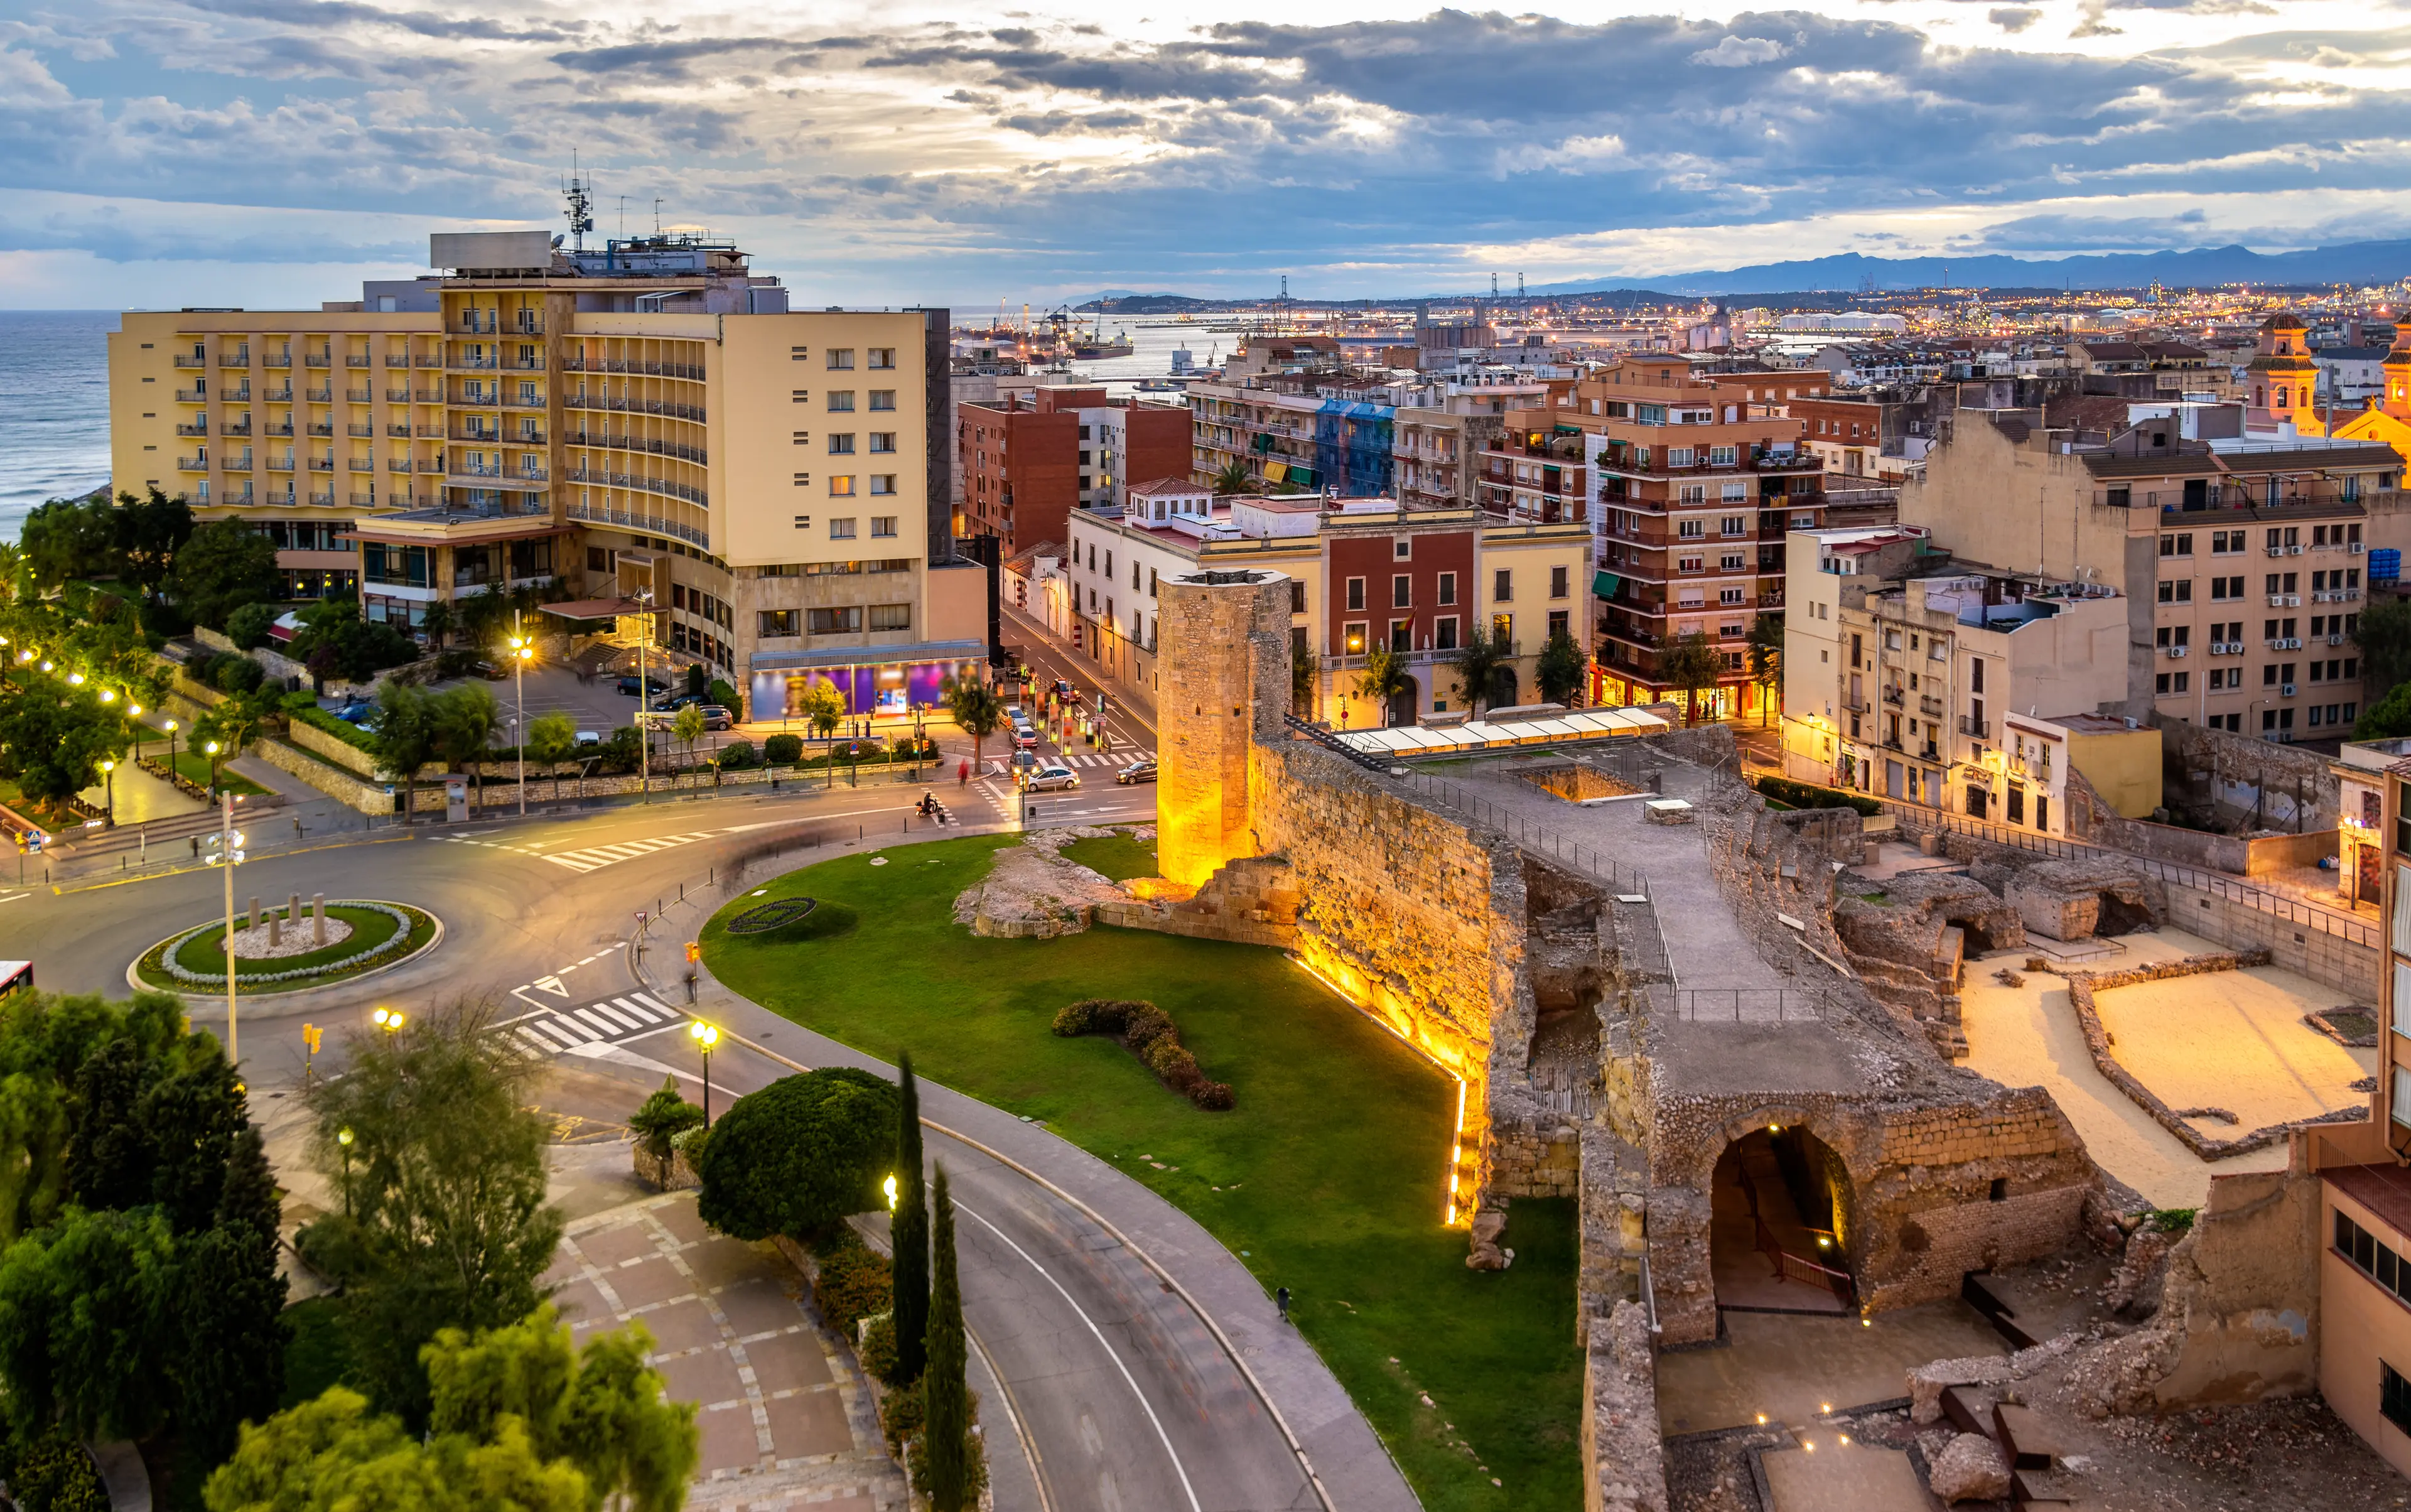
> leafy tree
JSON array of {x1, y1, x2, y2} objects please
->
[
  {"x1": 1451, "y1": 626, "x2": 1515, "y2": 718},
  {"x1": 890, "y1": 1053, "x2": 929, "y2": 1386},
  {"x1": 921, "y1": 1164, "x2": 974, "y2": 1511},
  {"x1": 2355, "y1": 681, "x2": 2411, "y2": 740},
  {"x1": 1661, "y1": 629, "x2": 1726, "y2": 726},
  {"x1": 200, "y1": 1386, "x2": 581, "y2": 1512},
  {"x1": 1535, "y1": 628, "x2": 1587, "y2": 706},
  {"x1": 289, "y1": 603, "x2": 416, "y2": 686},
  {"x1": 432, "y1": 683, "x2": 500, "y2": 806},
  {"x1": 1352, "y1": 645, "x2": 1415, "y2": 726},
  {"x1": 193, "y1": 688, "x2": 275, "y2": 796},
  {"x1": 671, "y1": 703, "x2": 706, "y2": 774},
  {"x1": 18, "y1": 495, "x2": 115, "y2": 593},
  {"x1": 0, "y1": 676, "x2": 126, "y2": 806},
  {"x1": 372, "y1": 681, "x2": 440, "y2": 824},
  {"x1": 526, "y1": 712, "x2": 579, "y2": 802},
  {"x1": 417, "y1": 599, "x2": 453, "y2": 651},
  {"x1": 696, "y1": 1069, "x2": 898, "y2": 1243},
  {"x1": 2354, "y1": 595, "x2": 2411, "y2": 696},
  {"x1": 627, "y1": 1077, "x2": 703, "y2": 1160},
  {"x1": 0, "y1": 543, "x2": 26, "y2": 605},
  {"x1": 939, "y1": 673, "x2": 1004, "y2": 770},
  {"x1": 684, "y1": 662, "x2": 707, "y2": 699},
  {"x1": 1290, "y1": 635, "x2": 1317, "y2": 716},
  {"x1": 166, "y1": 518, "x2": 280, "y2": 632},
  {"x1": 298, "y1": 1002, "x2": 563, "y2": 1423},
  {"x1": 1211, "y1": 459, "x2": 1253, "y2": 495},
  {"x1": 224, "y1": 602, "x2": 280, "y2": 651},
  {"x1": 1745, "y1": 615, "x2": 1784, "y2": 726},
  {"x1": 111, "y1": 488, "x2": 194, "y2": 600},
  {"x1": 0, "y1": 1423, "x2": 109, "y2": 1512},
  {"x1": 0, "y1": 1206, "x2": 180, "y2": 1444}
]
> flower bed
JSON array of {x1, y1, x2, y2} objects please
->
[
  {"x1": 136, "y1": 901, "x2": 436, "y2": 993},
  {"x1": 1052, "y1": 997, "x2": 1234, "y2": 1110}
]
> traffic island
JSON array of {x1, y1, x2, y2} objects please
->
[{"x1": 130, "y1": 899, "x2": 441, "y2": 996}]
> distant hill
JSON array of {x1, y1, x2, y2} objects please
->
[{"x1": 1540, "y1": 240, "x2": 2411, "y2": 298}]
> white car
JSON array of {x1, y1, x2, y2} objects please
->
[{"x1": 1025, "y1": 764, "x2": 1080, "y2": 792}]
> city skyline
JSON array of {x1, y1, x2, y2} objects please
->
[{"x1": 3, "y1": 0, "x2": 2408, "y2": 310}]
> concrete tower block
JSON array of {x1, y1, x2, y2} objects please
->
[{"x1": 1156, "y1": 568, "x2": 1294, "y2": 889}]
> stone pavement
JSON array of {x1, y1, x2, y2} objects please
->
[{"x1": 547, "y1": 1191, "x2": 904, "y2": 1512}]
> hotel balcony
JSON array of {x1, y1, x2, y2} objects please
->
[
  {"x1": 265, "y1": 351, "x2": 290, "y2": 368},
  {"x1": 173, "y1": 388, "x2": 207, "y2": 404},
  {"x1": 266, "y1": 458, "x2": 294, "y2": 472},
  {"x1": 308, "y1": 491, "x2": 335, "y2": 506},
  {"x1": 219, "y1": 350, "x2": 250, "y2": 367},
  {"x1": 266, "y1": 423, "x2": 293, "y2": 437},
  {"x1": 263, "y1": 386, "x2": 293, "y2": 402},
  {"x1": 345, "y1": 355, "x2": 370, "y2": 368},
  {"x1": 308, "y1": 422, "x2": 333, "y2": 436},
  {"x1": 346, "y1": 388, "x2": 372, "y2": 402},
  {"x1": 347, "y1": 423, "x2": 374, "y2": 438},
  {"x1": 564, "y1": 430, "x2": 704, "y2": 465},
  {"x1": 564, "y1": 499, "x2": 708, "y2": 549},
  {"x1": 173, "y1": 355, "x2": 206, "y2": 369},
  {"x1": 564, "y1": 393, "x2": 707, "y2": 423},
  {"x1": 449, "y1": 354, "x2": 500, "y2": 371},
  {"x1": 305, "y1": 386, "x2": 332, "y2": 402},
  {"x1": 176, "y1": 455, "x2": 208, "y2": 471},
  {"x1": 175, "y1": 421, "x2": 208, "y2": 438},
  {"x1": 446, "y1": 465, "x2": 549, "y2": 490},
  {"x1": 304, "y1": 354, "x2": 330, "y2": 367},
  {"x1": 309, "y1": 458, "x2": 335, "y2": 471}
]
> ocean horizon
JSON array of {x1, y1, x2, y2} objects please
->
[{"x1": 0, "y1": 310, "x2": 116, "y2": 544}]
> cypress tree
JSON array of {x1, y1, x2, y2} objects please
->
[
  {"x1": 890, "y1": 1052, "x2": 929, "y2": 1385},
  {"x1": 922, "y1": 1163, "x2": 970, "y2": 1512}
]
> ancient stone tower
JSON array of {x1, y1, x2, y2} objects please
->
[{"x1": 1156, "y1": 568, "x2": 1293, "y2": 888}]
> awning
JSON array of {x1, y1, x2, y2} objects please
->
[
  {"x1": 1263, "y1": 462, "x2": 1288, "y2": 482},
  {"x1": 748, "y1": 639, "x2": 987, "y2": 674},
  {"x1": 540, "y1": 597, "x2": 653, "y2": 622},
  {"x1": 1593, "y1": 571, "x2": 1621, "y2": 599},
  {"x1": 1287, "y1": 465, "x2": 1318, "y2": 489}
]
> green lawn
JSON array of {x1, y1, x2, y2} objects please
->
[
  {"x1": 1059, "y1": 829, "x2": 1159, "y2": 882},
  {"x1": 153, "y1": 748, "x2": 272, "y2": 797},
  {"x1": 703, "y1": 836, "x2": 1583, "y2": 1510}
]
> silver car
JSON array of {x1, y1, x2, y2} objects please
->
[{"x1": 1025, "y1": 764, "x2": 1080, "y2": 792}]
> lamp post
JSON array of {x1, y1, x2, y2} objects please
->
[
  {"x1": 510, "y1": 610, "x2": 533, "y2": 817},
  {"x1": 205, "y1": 794, "x2": 245, "y2": 1065},
  {"x1": 372, "y1": 1005, "x2": 406, "y2": 1033},
  {"x1": 205, "y1": 740, "x2": 222, "y2": 801},
  {"x1": 98, "y1": 760, "x2": 114, "y2": 828},
  {"x1": 164, "y1": 720, "x2": 178, "y2": 791},
  {"x1": 337, "y1": 1126, "x2": 354, "y2": 1217},
  {"x1": 689, "y1": 1018, "x2": 719, "y2": 1125}
]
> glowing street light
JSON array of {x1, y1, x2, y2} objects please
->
[
  {"x1": 690, "y1": 1018, "x2": 720, "y2": 1125},
  {"x1": 884, "y1": 1174, "x2": 900, "y2": 1210},
  {"x1": 97, "y1": 760, "x2": 114, "y2": 828},
  {"x1": 337, "y1": 1126, "x2": 355, "y2": 1216},
  {"x1": 372, "y1": 1006, "x2": 406, "y2": 1032}
]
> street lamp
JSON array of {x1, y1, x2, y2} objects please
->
[
  {"x1": 510, "y1": 611, "x2": 533, "y2": 816},
  {"x1": 372, "y1": 1006, "x2": 406, "y2": 1032},
  {"x1": 205, "y1": 740, "x2": 222, "y2": 801},
  {"x1": 689, "y1": 1018, "x2": 720, "y2": 1125},
  {"x1": 202, "y1": 797, "x2": 246, "y2": 1065},
  {"x1": 163, "y1": 720, "x2": 178, "y2": 791},
  {"x1": 98, "y1": 760, "x2": 114, "y2": 828},
  {"x1": 337, "y1": 1126, "x2": 355, "y2": 1216}
]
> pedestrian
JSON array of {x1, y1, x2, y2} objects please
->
[
  {"x1": 1276, "y1": 1285, "x2": 1291, "y2": 1323},
  {"x1": 958, "y1": 758, "x2": 969, "y2": 786}
]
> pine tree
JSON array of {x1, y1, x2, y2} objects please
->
[
  {"x1": 921, "y1": 1164, "x2": 970, "y2": 1511},
  {"x1": 890, "y1": 1053, "x2": 929, "y2": 1385}
]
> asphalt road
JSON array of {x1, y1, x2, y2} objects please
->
[{"x1": 3, "y1": 720, "x2": 1349, "y2": 1512}]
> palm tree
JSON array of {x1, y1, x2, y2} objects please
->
[
  {"x1": 1745, "y1": 616, "x2": 1784, "y2": 726},
  {"x1": 1211, "y1": 460, "x2": 1253, "y2": 495},
  {"x1": 1660, "y1": 630, "x2": 1725, "y2": 727},
  {"x1": 1353, "y1": 645, "x2": 1415, "y2": 727},
  {"x1": 525, "y1": 711, "x2": 577, "y2": 804},
  {"x1": 672, "y1": 703, "x2": 708, "y2": 787},
  {"x1": 940, "y1": 672, "x2": 1006, "y2": 772},
  {"x1": 1452, "y1": 626, "x2": 1514, "y2": 718}
]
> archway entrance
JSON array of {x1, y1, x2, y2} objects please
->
[
  {"x1": 1709, "y1": 1125, "x2": 1856, "y2": 1314},
  {"x1": 1388, "y1": 676, "x2": 1420, "y2": 728},
  {"x1": 2096, "y1": 892, "x2": 2152, "y2": 936}
]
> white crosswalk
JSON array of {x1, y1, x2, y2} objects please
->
[
  {"x1": 1044, "y1": 748, "x2": 1156, "y2": 769},
  {"x1": 504, "y1": 990, "x2": 686, "y2": 1054},
  {"x1": 539, "y1": 831, "x2": 721, "y2": 873}
]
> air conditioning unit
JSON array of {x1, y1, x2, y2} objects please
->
[
  {"x1": 2330, "y1": 634, "x2": 2346, "y2": 645},
  {"x1": 2284, "y1": 637, "x2": 2303, "y2": 650},
  {"x1": 2282, "y1": 683, "x2": 2297, "y2": 696},
  {"x1": 2266, "y1": 545, "x2": 2285, "y2": 557},
  {"x1": 2289, "y1": 544, "x2": 2305, "y2": 555},
  {"x1": 2351, "y1": 541, "x2": 2366, "y2": 554},
  {"x1": 2169, "y1": 644, "x2": 2187, "y2": 657},
  {"x1": 2268, "y1": 594, "x2": 2287, "y2": 607},
  {"x1": 2211, "y1": 640, "x2": 2231, "y2": 655},
  {"x1": 2285, "y1": 595, "x2": 2302, "y2": 607}
]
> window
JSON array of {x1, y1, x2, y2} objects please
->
[
  {"x1": 1667, "y1": 447, "x2": 1696, "y2": 467},
  {"x1": 1395, "y1": 537, "x2": 1412, "y2": 559},
  {"x1": 792, "y1": 389, "x2": 810, "y2": 402},
  {"x1": 1494, "y1": 569, "x2": 1513, "y2": 602},
  {"x1": 807, "y1": 607, "x2": 861, "y2": 634},
  {"x1": 587, "y1": 546, "x2": 610, "y2": 573},
  {"x1": 1286, "y1": 579, "x2": 1300, "y2": 611},
  {"x1": 827, "y1": 348, "x2": 855, "y2": 370},
  {"x1": 829, "y1": 517, "x2": 858, "y2": 539},
  {"x1": 1435, "y1": 616, "x2": 1460, "y2": 651},
  {"x1": 871, "y1": 516, "x2": 898, "y2": 537},
  {"x1": 2387, "y1": 1363, "x2": 2411, "y2": 1439},
  {"x1": 1678, "y1": 517, "x2": 1705, "y2": 539},
  {"x1": 1720, "y1": 553, "x2": 1746, "y2": 573},
  {"x1": 2159, "y1": 532, "x2": 2193, "y2": 557},
  {"x1": 867, "y1": 348, "x2": 895, "y2": 369},
  {"x1": 1708, "y1": 445, "x2": 1737, "y2": 467},
  {"x1": 1388, "y1": 573, "x2": 1410, "y2": 608},
  {"x1": 869, "y1": 475, "x2": 896, "y2": 495},
  {"x1": 2157, "y1": 580, "x2": 2193, "y2": 603},
  {"x1": 829, "y1": 475, "x2": 855, "y2": 496},
  {"x1": 868, "y1": 603, "x2": 911, "y2": 632},
  {"x1": 1344, "y1": 622, "x2": 1367, "y2": 654},
  {"x1": 1492, "y1": 613, "x2": 1512, "y2": 643},
  {"x1": 1346, "y1": 577, "x2": 1366, "y2": 612},
  {"x1": 2211, "y1": 576, "x2": 2243, "y2": 601},
  {"x1": 870, "y1": 391, "x2": 897, "y2": 411},
  {"x1": 1438, "y1": 571, "x2": 1457, "y2": 606},
  {"x1": 870, "y1": 432, "x2": 896, "y2": 453},
  {"x1": 1548, "y1": 609, "x2": 1570, "y2": 639},
  {"x1": 828, "y1": 391, "x2": 856, "y2": 412},
  {"x1": 758, "y1": 609, "x2": 799, "y2": 637},
  {"x1": 1389, "y1": 618, "x2": 1411, "y2": 652},
  {"x1": 1718, "y1": 586, "x2": 1745, "y2": 606},
  {"x1": 829, "y1": 433, "x2": 856, "y2": 454},
  {"x1": 1722, "y1": 515, "x2": 1749, "y2": 536}
]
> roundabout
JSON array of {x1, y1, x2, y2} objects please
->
[{"x1": 130, "y1": 900, "x2": 443, "y2": 996}]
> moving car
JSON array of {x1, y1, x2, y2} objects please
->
[
  {"x1": 1011, "y1": 719, "x2": 1040, "y2": 749},
  {"x1": 1025, "y1": 764, "x2": 1080, "y2": 792},
  {"x1": 1115, "y1": 759, "x2": 1159, "y2": 786},
  {"x1": 616, "y1": 675, "x2": 667, "y2": 697}
]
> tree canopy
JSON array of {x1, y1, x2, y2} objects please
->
[
  {"x1": 696, "y1": 1068, "x2": 898, "y2": 1242},
  {"x1": 1660, "y1": 630, "x2": 1726, "y2": 725},
  {"x1": 939, "y1": 674, "x2": 1003, "y2": 765},
  {"x1": 1535, "y1": 629, "x2": 1587, "y2": 706},
  {"x1": 166, "y1": 518, "x2": 281, "y2": 632}
]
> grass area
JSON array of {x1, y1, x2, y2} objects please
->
[
  {"x1": 137, "y1": 905, "x2": 437, "y2": 995},
  {"x1": 1059, "y1": 829, "x2": 1160, "y2": 882},
  {"x1": 703, "y1": 836, "x2": 1583, "y2": 1510},
  {"x1": 0, "y1": 776, "x2": 82, "y2": 833},
  {"x1": 156, "y1": 748, "x2": 271, "y2": 797}
]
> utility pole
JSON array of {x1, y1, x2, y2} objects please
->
[
  {"x1": 220, "y1": 793, "x2": 238, "y2": 1066},
  {"x1": 636, "y1": 588, "x2": 654, "y2": 801},
  {"x1": 512, "y1": 608, "x2": 530, "y2": 817}
]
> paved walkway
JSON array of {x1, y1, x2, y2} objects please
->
[
  {"x1": 78, "y1": 761, "x2": 204, "y2": 824},
  {"x1": 549, "y1": 1192, "x2": 903, "y2": 1512}
]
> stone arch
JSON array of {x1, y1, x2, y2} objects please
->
[{"x1": 1704, "y1": 1110, "x2": 1863, "y2": 1317}]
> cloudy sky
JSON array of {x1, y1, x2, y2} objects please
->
[{"x1": 1, "y1": 0, "x2": 2405, "y2": 309}]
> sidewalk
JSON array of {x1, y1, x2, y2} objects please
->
[{"x1": 632, "y1": 845, "x2": 1418, "y2": 1512}]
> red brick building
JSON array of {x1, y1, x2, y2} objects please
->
[{"x1": 957, "y1": 386, "x2": 1189, "y2": 558}]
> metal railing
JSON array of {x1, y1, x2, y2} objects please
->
[
  {"x1": 566, "y1": 466, "x2": 704, "y2": 506},
  {"x1": 1394, "y1": 768, "x2": 1654, "y2": 899},
  {"x1": 565, "y1": 500, "x2": 708, "y2": 549},
  {"x1": 1675, "y1": 988, "x2": 1799, "y2": 1021}
]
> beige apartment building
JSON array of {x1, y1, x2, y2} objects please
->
[
  {"x1": 1897, "y1": 408, "x2": 2406, "y2": 741},
  {"x1": 110, "y1": 230, "x2": 986, "y2": 719},
  {"x1": 1393, "y1": 379, "x2": 1553, "y2": 510},
  {"x1": 1781, "y1": 526, "x2": 2131, "y2": 823}
]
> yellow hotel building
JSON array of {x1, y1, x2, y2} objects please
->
[{"x1": 109, "y1": 230, "x2": 989, "y2": 718}]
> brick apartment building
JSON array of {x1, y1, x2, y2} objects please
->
[{"x1": 956, "y1": 386, "x2": 1187, "y2": 558}]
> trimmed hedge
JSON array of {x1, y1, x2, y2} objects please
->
[
  {"x1": 1750, "y1": 775, "x2": 1884, "y2": 816},
  {"x1": 288, "y1": 703, "x2": 380, "y2": 753},
  {"x1": 1051, "y1": 997, "x2": 1234, "y2": 1111}
]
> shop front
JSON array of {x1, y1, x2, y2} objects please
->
[{"x1": 750, "y1": 639, "x2": 988, "y2": 722}]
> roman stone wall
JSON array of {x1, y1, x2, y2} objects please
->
[
  {"x1": 1157, "y1": 570, "x2": 1292, "y2": 887},
  {"x1": 1582, "y1": 1301, "x2": 1669, "y2": 1512},
  {"x1": 2152, "y1": 709, "x2": 2341, "y2": 834}
]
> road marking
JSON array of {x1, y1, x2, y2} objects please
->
[
  {"x1": 529, "y1": 975, "x2": 569, "y2": 997},
  {"x1": 0, "y1": 892, "x2": 28, "y2": 905},
  {"x1": 955, "y1": 1201, "x2": 1203, "y2": 1512}
]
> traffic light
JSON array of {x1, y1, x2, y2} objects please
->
[
  {"x1": 685, "y1": 941, "x2": 701, "y2": 965},
  {"x1": 301, "y1": 1023, "x2": 322, "y2": 1054}
]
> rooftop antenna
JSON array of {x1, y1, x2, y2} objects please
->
[
  {"x1": 654, "y1": 198, "x2": 665, "y2": 237},
  {"x1": 617, "y1": 195, "x2": 627, "y2": 239},
  {"x1": 1492, "y1": 272, "x2": 1499, "y2": 297},
  {"x1": 1518, "y1": 271, "x2": 1526, "y2": 298},
  {"x1": 562, "y1": 153, "x2": 596, "y2": 252}
]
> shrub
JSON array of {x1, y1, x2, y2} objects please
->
[
  {"x1": 696, "y1": 1067, "x2": 899, "y2": 1242},
  {"x1": 212, "y1": 654, "x2": 266, "y2": 696},
  {"x1": 707, "y1": 678, "x2": 743, "y2": 721},
  {"x1": 859, "y1": 1310, "x2": 900, "y2": 1385},
  {"x1": 628, "y1": 1076, "x2": 705, "y2": 1159},
  {"x1": 878, "y1": 1376, "x2": 926, "y2": 1452},
  {"x1": 1051, "y1": 998, "x2": 1139, "y2": 1037},
  {"x1": 718, "y1": 739, "x2": 757, "y2": 770},
  {"x1": 812, "y1": 1228, "x2": 893, "y2": 1336},
  {"x1": 764, "y1": 733, "x2": 802, "y2": 765},
  {"x1": 1121, "y1": 1005, "x2": 1176, "y2": 1054},
  {"x1": 1750, "y1": 775, "x2": 1882, "y2": 817},
  {"x1": 1190, "y1": 1080, "x2": 1236, "y2": 1111},
  {"x1": 139, "y1": 597, "x2": 193, "y2": 639},
  {"x1": 225, "y1": 601, "x2": 281, "y2": 651},
  {"x1": 1050, "y1": 998, "x2": 1232, "y2": 1111},
  {"x1": 671, "y1": 1122, "x2": 709, "y2": 1166}
]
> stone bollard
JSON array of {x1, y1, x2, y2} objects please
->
[
  {"x1": 248, "y1": 896, "x2": 261, "y2": 930},
  {"x1": 268, "y1": 914, "x2": 281, "y2": 948},
  {"x1": 313, "y1": 894, "x2": 326, "y2": 946},
  {"x1": 288, "y1": 893, "x2": 300, "y2": 928}
]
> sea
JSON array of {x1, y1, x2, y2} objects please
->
[{"x1": 0, "y1": 311, "x2": 116, "y2": 543}]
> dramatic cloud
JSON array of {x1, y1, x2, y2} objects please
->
[{"x1": 0, "y1": 0, "x2": 2405, "y2": 306}]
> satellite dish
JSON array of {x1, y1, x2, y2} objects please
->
[{"x1": 551, "y1": 235, "x2": 566, "y2": 248}]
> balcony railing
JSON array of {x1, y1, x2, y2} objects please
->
[
  {"x1": 266, "y1": 458, "x2": 294, "y2": 472},
  {"x1": 449, "y1": 355, "x2": 499, "y2": 371},
  {"x1": 305, "y1": 387, "x2": 332, "y2": 402},
  {"x1": 308, "y1": 491, "x2": 334, "y2": 506},
  {"x1": 219, "y1": 350, "x2": 250, "y2": 367},
  {"x1": 173, "y1": 387, "x2": 207, "y2": 403},
  {"x1": 565, "y1": 499, "x2": 708, "y2": 549},
  {"x1": 304, "y1": 354, "x2": 330, "y2": 367},
  {"x1": 1881, "y1": 686, "x2": 1905, "y2": 706},
  {"x1": 266, "y1": 351, "x2": 291, "y2": 368},
  {"x1": 350, "y1": 492, "x2": 379, "y2": 507},
  {"x1": 449, "y1": 464, "x2": 549, "y2": 483},
  {"x1": 346, "y1": 388, "x2": 372, "y2": 402},
  {"x1": 345, "y1": 355, "x2": 370, "y2": 368},
  {"x1": 386, "y1": 389, "x2": 417, "y2": 403},
  {"x1": 173, "y1": 355, "x2": 205, "y2": 369},
  {"x1": 263, "y1": 386, "x2": 293, "y2": 402},
  {"x1": 416, "y1": 354, "x2": 443, "y2": 367},
  {"x1": 347, "y1": 423, "x2": 374, "y2": 437},
  {"x1": 175, "y1": 421, "x2": 208, "y2": 437},
  {"x1": 564, "y1": 431, "x2": 705, "y2": 465},
  {"x1": 348, "y1": 458, "x2": 375, "y2": 472},
  {"x1": 389, "y1": 424, "x2": 413, "y2": 437},
  {"x1": 308, "y1": 458, "x2": 334, "y2": 471},
  {"x1": 564, "y1": 393, "x2": 706, "y2": 423},
  {"x1": 558, "y1": 357, "x2": 706, "y2": 381},
  {"x1": 565, "y1": 466, "x2": 705, "y2": 507},
  {"x1": 222, "y1": 423, "x2": 251, "y2": 438},
  {"x1": 1958, "y1": 715, "x2": 1990, "y2": 738},
  {"x1": 307, "y1": 422, "x2": 333, "y2": 436},
  {"x1": 176, "y1": 455, "x2": 207, "y2": 470},
  {"x1": 266, "y1": 422, "x2": 293, "y2": 436},
  {"x1": 385, "y1": 355, "x2": 411, "y2": 368}
]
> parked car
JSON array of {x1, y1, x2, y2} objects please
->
[
  {"x1": 574, "y1": 730, "x2": 603, "y2": 747},
  {"x1": 473, "y1": 658, "x2": 509, "y2": 681},
  {"x1": 698, "y1": 706, "x2": 734, "y2": 732},
  {"x1": 1026, "y1": 764, "x2": 1080, "y2": 792},
  {"x1": 1115, "y1": 759, "x2": 1159, "y2": 786},
  {"x1": 333, "y1": 701, "x2": 375, "y2": 724},
  {"x1": 616, "y1": 675, "x2": 667, "y2": 697}
]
